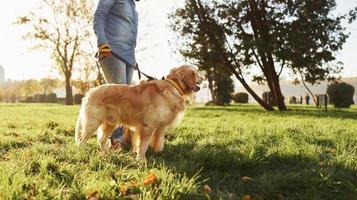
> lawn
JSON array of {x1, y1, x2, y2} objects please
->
[{"x1": 0, "y1": 103, "x2": 357, "y2": 199}]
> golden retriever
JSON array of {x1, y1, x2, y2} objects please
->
[{"x1": 74, "y1": 65, "x2": 202, "y2": 160}]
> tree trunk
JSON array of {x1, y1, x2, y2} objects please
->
[
  {"x1": 207, "y1": 71, "x2": 216, "y2": 103},
  {"x1": 248, "y1": 0, "x2": 287, "y2": 110},
  {"x1": 264, "y1": 60, "x2": 287, "y2": 110},
  {"x1": 270, "y1": 72, "x2": 286, "y2": 110},
  {"x1": 65, "y1": 74, "x2": 73, "y2": 105},
  {"x1": 232, "y1": 71, "x2": 275, "y2": 111}
]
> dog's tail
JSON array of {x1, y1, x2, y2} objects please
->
[
  {"x1": 75, "y1": 93, "x2": 90, "y2": 145},
  {"x1": 74, "y1": 114, "x2": 82, "y2": 145}
]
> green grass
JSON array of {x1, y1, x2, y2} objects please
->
[{"x1": 0, "y1": 103, "x2": 357, "y2": 199}]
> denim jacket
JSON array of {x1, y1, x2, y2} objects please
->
[{"x1": 93, "y1": 0, "x2": 138, "y2": 66}]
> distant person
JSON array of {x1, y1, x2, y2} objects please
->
[
  {"x1": 300, "y1": 96, "x2": 303, "y2": 104},
  {"x1": 93, "y1": 0, "x2": 139, "y2": 149},
  {"x1": 305, "y1": 94, "x2": 310, "y2": 105}
]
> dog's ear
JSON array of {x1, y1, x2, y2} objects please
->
[
  {"x1": 182, "y1": 69, "x2": 197, "y2": 92},
  {"x1": 167, "y1": 67, "x2": 182, "y2": 81}
]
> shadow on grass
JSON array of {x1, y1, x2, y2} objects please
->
[
  {"x1": 151, "y1": 138, "x2": 357, "y2": 199},
  {"x1": 191, "y1": 104, "x2": 357, "y2": 120}
]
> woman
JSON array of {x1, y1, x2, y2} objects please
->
[{"x1": 93, "y1": 0, "x2": 139, "y2": 149}]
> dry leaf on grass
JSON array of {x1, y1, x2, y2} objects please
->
[
  {"x1": 2, "y1": 154, "x2": 11, "y2": 160},
  {"x1": 86, "y1": 189, "x2": 99, "y2": 200},
  {"x1": 241, "y1": 176, "x2": 253, "y2": 182},
  {"x1": 130, "y1": 180, "x2": 138, "y2": 188},
  {"x1": 120, "y1": 185, "x2": 128, "y2": 196},
  {"x1": 241, "y1": 194, "x2": 251, "y2": 200},
  {"x1": 329, "y1": 148, "x2": 337, "y2": 154},
  {"x1": 276, "y1": 192, "x2": 285, "y2": 200},
  {"x1": 203, "y1": 184, "x2": 212, "y2": 193},
  {"x1": 143, "y1": 172, "x2": 157, "y2": 185}
]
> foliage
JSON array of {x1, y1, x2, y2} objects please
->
[
  {"x1": 215, "y1": 75, "x2": 234, "y2": 105},
  {"x1": 0, "y1": 79, "x2": 62, "y2": 102},
  {"x1": 16, "y1": 0, "x2": 95, "y2": 105},
  {"x1": 233, "y1": 92, "x2": 249, "y2": 103},
  {"x1": 0, "y1": 104, "x2": 357, "y2": 199},
  {"x1": 0, "y1": 81, "x2": 23, "y2": 102},
  {"x1": 170, "y1": 0, "x2": 356, "y2": 111},
  {"x1": 22, "y1": 79, "x2": 42, "y2": 96},
  {"x1": 327, "y1": 82, "x2": 355, "y2": 108},
  {"x1": 39, "y1": 78, "x2": 61, "y2": 95},
  {"x1": 71, "y1": 63, "x2": 99, "y2": 95},
  {"x1": 169, "y1": 3, "x2": 231, "y2": 104}
]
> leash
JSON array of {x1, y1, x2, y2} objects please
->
[{"x1": 95, "y1": 51, "x2": 157, "y2": 81}]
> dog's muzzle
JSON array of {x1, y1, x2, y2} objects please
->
[{"x1": 194, "y1": 85, "x2": 200, "y2": 92}]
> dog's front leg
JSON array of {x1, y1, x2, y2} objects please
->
[{"x1": 135, "y1": 127, "x2": 153, "y2": 161}]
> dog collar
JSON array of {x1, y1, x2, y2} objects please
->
[{"x1": 166, "y1": 79, "x2": 185, "y2": 96}]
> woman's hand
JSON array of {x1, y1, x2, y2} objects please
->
[{"x1": 98, "y1": 44, "x2": 112, "y2": 60}]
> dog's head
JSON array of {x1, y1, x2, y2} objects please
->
[{"x1": 167, "y1": 65, "x2": 203, "y2": 95}]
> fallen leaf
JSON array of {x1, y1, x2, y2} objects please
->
[
  {"x1": 120, "y1": 185, "x2": 128, "y2": 196},
  {"x1": 86, "y1": 189, "x2": 99, "y2": 200},
  {"x1": 319, "y1": 161, "x2": 326, "y2": 166},
  {"x1": 241, "y1": 194, "x2": 251, "y2": 200},
  {"x1": 330, "y1": 148, "x2": 337, "y2": 154},
  {"x1": 2, "y1": 155, "x2": 10, "y2": 160},
  {"x1": 203, "y1": 184, "x2": 212, "y2": 193},
  {"x1": 25, "y1": 152, "x2": 33, "y2": 158},
  {"x1": 143, "y1": 172, "x2": 157, "y2": 185},
  {"x1": 130, "y1": 180, "x2": 138, "y2": 188},
  {"x1": 242, "y1": 176, "x2": 253, "y2": 182},
  {"x1": 276, "y1": 192, "x2": 285, "y2": 200}
]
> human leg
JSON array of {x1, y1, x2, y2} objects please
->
[{"x1": 99, "y1": 56, "x2": 127, "y2": 147}]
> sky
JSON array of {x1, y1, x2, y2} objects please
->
[{"x1": 0, "y1": 0, "x2": 356, "y2": 82}]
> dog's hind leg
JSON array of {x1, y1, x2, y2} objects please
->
[
  {"x1": 75, "y1": 117, "x2": 101, "y2": 145},
  {"x1": 150, "y1": 127, "x2": 166, "y2": 153},
  {"x1": 98, "y1": 122, "x2": 116, "y2": 152}
]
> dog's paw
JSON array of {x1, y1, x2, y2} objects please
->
[
  {"x1": 100, "y1": 143, "x2": 109, "y2": 153},
  {"x1": 153, "y1": 144, "x2": 164, "y2": 153},
  {"x1": 135, "y1": 153, "x2": 146, "y2": 161}
]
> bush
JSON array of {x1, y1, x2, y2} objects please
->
[
  {"x1": 327, "y1": 82, "x2": 354, "y2": 108},
  {"x1": 57, "y1": 98, "x2": 65, "y2": 104},
  {"x1": 74, "y1": 94, "x2": 84, "y2": 105},
  {"x1": 289, "y1": 96, "x2": 297, "y2": 104},
  {"x1": 46, "y1": 93, "x2": 57, "y2": 103},
  {"x1": 24, "y1": 96, "x2": 34, "y2": 103},
  {"x1": 232, "y1": 92, "x2": 249, "y2": 103},
  {"x1": 34, "y1": 94, "x2": 46, "y2": 103}
]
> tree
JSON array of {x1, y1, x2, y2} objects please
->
[
  {"x1": 327, "y1": 82, "x2": 355, "y2": 108},
  {"x1": 0, "y1": 81, "x2": 23, "y2": 102},
  {"x1": 170, "y1": 2, "x2": 234, "y2": 105},
  {"x1": 170, "y1": 0, "x2": 356, "y2": 111},
  {"x1": 16, "y1": 0, "x2": 94, "y2": 105},
  {"x1": 72, "y1": 60, "x2": 98, "y2": 94},
  {"x1": 40, "y1": 78, "x2": 61, "y2": 95},
  {"x1": 216, "y1": 74, "x2": 234, "y2": 105},
  {"x1": 22, "y1": 79, "x2": 41, "y2": 97}
]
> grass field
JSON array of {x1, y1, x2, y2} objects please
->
[{"x1": 0, "y1": 103, "x2": 357, "y2": 199}]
